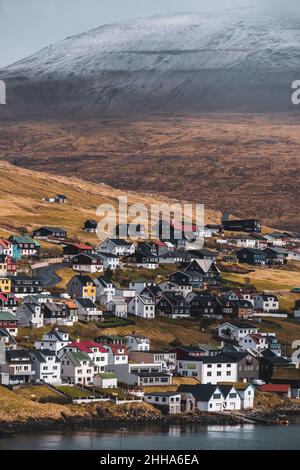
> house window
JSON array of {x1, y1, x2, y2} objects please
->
[{"x1": 213, "y1": 393, "x2": 221, "y2": 399}]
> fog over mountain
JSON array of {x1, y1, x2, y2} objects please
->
[{"x1": 1, "y1": 8, "x2": 300, "y2": 117}]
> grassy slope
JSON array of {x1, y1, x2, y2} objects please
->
[{"x1": 0, "y1": 161, "x2": 218, "y2": 241}]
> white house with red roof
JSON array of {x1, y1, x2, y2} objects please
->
[
  {"x1": 0, "y1": 239, "x2": 13, "y2": 257},
  {"x1": 104, "y1": 344, "x2": 128, "y2": 366},
  {"x1": 59, "y1": 340, "x2": 108, "y2": 373}
]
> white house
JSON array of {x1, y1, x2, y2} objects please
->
[
  {"x1": 72, "y1": 254, "x2": 104, "y2": 274},
  {"x1": 128, "y1": 295, "x2": 155, "y2": 319},
  {"x1": 106, "y1": 362, "x2": 172, "y2": 387},
  {"x1": 35, "y1": 329, "x2": 70, "y2": 354},
  {"x1": 16, "y1": 303, "x2": 44, "y2": 328},
  {"x1": 93, "y1": 372, "x2": 118, "y2": 389},
  {"x1": 60, "y1": 350, "x2": 97, "y2": 385},
  {"x1": 288, "y1": 250, "x2": 300, "y2": 262},
  {"x1": 107, "y1": 297, "x2": 128, "y2": 318},
  {"x1": 30, "y1": 349, "x2": 61, "y2": 384},
  {"x1": 226, "y1": 236, "x2": 257, "y2": 249},
  {"x1": 123, "y1": 334, "x2": 150, "y2": 351},
  {"x1": 74, "y1": 297, "x2": 102, "y2": 322},
  {"x1": 96, "y1": 253, "x2": 121, "y2": 270},
  {"x1": 144, "y1": 392, "x2": 181, "y2": 414},
  {"x1": 177, "y1": 354, "x2": 238, "y2": 384},
  {"x1": 104, "y1": 344, "x2": 128, "y2": 366},
  {"x1": 129, "y1": 279, "x2": 157, "y2": 294},
  {"x1": 254, "y1": 294, "x2": 279, "y2": 313},
  {"x1": 236, "y1": 384, "x2": 255, "y2": 409},
  {"x1": 94, "y1": 277, "x2": 116, "y2": 302},
  {"x1": 216, "y1": 322, "x2": 258, "y2": 342},
  {"x1": 97, "y1": 238, "x2": 135, "y2": 256},
  {"x1": 61, "y1": 340, "x2": 108, "y2": 373},
  {"x1": 264, "y1": 233, "x2": 287, "y2": 247},
  {"x1": 179, "y1": 384, "x2": 241, "y2": 412}
]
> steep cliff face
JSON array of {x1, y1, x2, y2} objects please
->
[{"x1": 1, "y1": 9, "x2": 299, "y2": 117}]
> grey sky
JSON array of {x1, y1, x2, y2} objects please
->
[{"x1": 0, "y1": 0, "x2": 299, "y2": 68}]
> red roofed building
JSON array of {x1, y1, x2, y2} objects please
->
[
  {"x1": 260, "y1": 384, "x2": 291, "y2": 398},
  {"x1": 63, "y1": 243, "x2": 93, "y2": 261},
  {"x1": 104, "y1": 343, "x2": 129, "y2": 366},
  {"x1": 61, "y1": 340, "x2": 108, "y2": 372}
]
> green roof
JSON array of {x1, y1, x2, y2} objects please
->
[
  {"x1": 98, "y1": 372, "x2": 117, "y2": 379},
  {"x1": 11, "y1": 235, "x2": 40, "y2": 247},
  {"x1": 0, "y1": 311, "x2": 17, "y2": 321},
  {"x1": 64, "y1": 350, "x2": 95, "y2": 367}
]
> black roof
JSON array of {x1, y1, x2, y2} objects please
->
[
  {"x1": 75, "y1": 297, "x2": 96, "y2": 308},
  {"x1": 178, "y1": 384, "x2": 218, "y2": 401},
  {"x1": 201, "y1": 354, "x2": 238, "y2": 364}
]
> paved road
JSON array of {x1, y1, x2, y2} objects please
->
[{"x1": 33, "y1": 262, "x2": 69, "y2": 288}]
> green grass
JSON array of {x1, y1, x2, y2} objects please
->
[{"x1": 55, "y1": 385, "x2": 94, "y2": 399}]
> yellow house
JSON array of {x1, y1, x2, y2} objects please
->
[
  {"x1": 0, "y1": 278, "x2": 11, "y2": 293},
  {"x1": 82, "y1": 284, "x2": 97, "y2": 299},
  {"x1": 67, "y1": 275, "x2": 97, "y2": 301}
]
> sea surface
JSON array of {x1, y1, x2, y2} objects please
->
[{"x1": 1, "y1": 423, "x2": 300, "y2": 450}]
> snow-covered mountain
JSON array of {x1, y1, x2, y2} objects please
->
[{"x1": 1, "y1": 8, "x2": 300, "y2": 116}]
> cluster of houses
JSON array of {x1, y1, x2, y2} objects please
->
[{"x1": 0, "y1": 217, "x2": 300, "y2": 414}]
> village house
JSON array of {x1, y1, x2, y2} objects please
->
[
  {"x1": 259, "y1": 350, "x2": 292, "y2": 382},
  {"x1": 93, "y1": 372, "x2": 118, "y2": 389},
  {"x1": 123, "y1": 251, "x2": 159, "y2": 270},
  {"x1": 72, "y1": 253, "x2": 104, "y2": 274},
  {"x1": 60, "y1": 350, "x2": 97, "y2": 385},
  {"x1": 0, "y1": 255, "x2": 17, "y2": 277},
  {"x1": 250, "y1": 234, "x2": 269, "y2": 250},
  {"x1": 106, "y1": 362, "x2": 172, "y2": 387},
  {"x1": 237, "y1": 248, "x2": 267, "y2": 265},
  {"x1": 226, "y1": 236, "x2": 257, "y2": 249},
  {"x1": 217, "y1": 322, "x2": 258, "y2": 342},
  {"x1": 66, "y1": 275, "x2": 97, "y2": 301},
  {"x1": 180, "y1": 259, "x2": 221, "y2": 287},
  {"x1": 153, "y1": 219, "x2": 200, "y2": 243},
  {"x1": 189, "y1": 293, "x2": 219, "y2": 318},
  {"x1": 0, "y1": 239, "x2": 18, "y2": 258},
  {"x1": 254, "y1": 294, "x2": 279, "y2": 313},
  {"x1": 222, "y1": 219, "x2": 261, "y2": 233},
  {"x1": 188, "y1": 248, "x2": 217, "y2": 262},
  {"x1": 35, "y1": 329, "x2": 70, "y2": 353},
  {"x1": 123, "y1": 334, "x2": 150, "y2": 351},
  {"x1": 16, "y1": 302, "x2": 44, "y2": 328},
  {"x1": 95, "y1": 334, "x2": 125, "y2": 346},
  {"x1": 129, "y1": 279, "x2": 157, "y2": 294},
  {"x1": 259, "y1": 383, "x2": 292, "y2": 398},
  {"x1": 74, "y1": 297, "x2": 102, "y2": 322},
  {"x1": 0, "y1": 293, "x2": 18, "y2": 311},
  {"x1": 221, "y1": 351, "x2": 260, "y2": 383},
  {"x1": 104, "y1": 344, "x2": 128, "y2": 366},
  {"x1": 224, "y1": 289, "x2": 255, "y2": 305},
  {"x1": 32, "y1": 226, "x2": 67, "y2": 240},
  {"x1": 63, "y1": 243, "x2": 93, "y2": 261},
  {"x1": 128, "y1": 294, "x2": 155, "y2": 319},
  {"x1": 9, "y1": 235, "x2": 40, "y2": 258},
  {"x1": 140, "y1": 285, "x2": 162, "y2": 302},
  {"x1": 11, "y1": 276, "x2": 44, "y2": 297},
  {"x1": 42, "y1": 301, "x2": 73, "y2": 326},
  {"x1": 61, "y1": 340, "x2": 108, "y2": 373},
  {"x1": 264, "y1": 232, "x2": 288, "y2": 247},
  {"x1": 0, "y1": 311, "x2": 18, "y2": 337},
  {"x1": 144, "y1": 392, "x2": 181, "y2": 414},
  {"x1": 239, "y1": 333, "x2": 282, "y2": 356},
  {"x1": 96, "y1": 252, "x2": 121, "y2": 270},
  {"x1": 0, "y1": 278, "x2": 12, "y2": 294},
  {"x1": 264, "y1": 247, "x2": 289, "y2": 265},
  {"x1": 168, "y1": 344, "x2": 220, "y2": 360},
  {"x1": 137, "y1": 240, "x2": 170, "y2": 257},
  {"x1": 29, "y1": 349, "x2": 61, "y2": 384},
  {"x1": 156, "y1": 292, "x2": 191, "y2": 319},
  {"x1": 129, "y1": 350, "x2": 177, "y2": 372},
  {"x1": 97, "y1": 238, "x2": 135, "y2": 256},
  {"x1": 270, "y1": 368, "x2": 300, "y2": 399},
  {"x1": 178, "y1": 384, "x2": 242, "y2": 412},
  {"x1": 0, "y1": 350, "x2": 35, "y2": 385},
  {"x1": 83, "y1": 219, "x2": 98, "y2": 233},
  {"x1": 169, "y1": 271, "x2": 202, "y2": 291},
  {"x1": 158, "y1": 250, "x2": 191, "y2": 264},
  {"x1": 107, "y1": 297, "x2": 128, "y2": 318},
  {"x1": 177, "y1": 354, "x2": 238, "y2": 384},
  {"x1": 94, "y1": 277, "x2": 116, "y2": 302},
  {"x1": 0, "y1": 328, "x2": 17, "y2": 349}
]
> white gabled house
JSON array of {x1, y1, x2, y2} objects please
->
[
  {"x1": 29, "y1": 349, "x2": 61, "y2": 384},
  {"x1": 35, "y1": 329, "x2": 70, "y2": 354},
  {"x1": 93, "y1": 372, "x2": 118, "y2": 389},
  {"x1": 96, "y1": 253, "x2": 121, "y2": 270},
  {"x1": 254, "y1": 294, "x2": 279, "y2": 313},
  {"x1": 216, "y1": 322, "x2": 258, "y2": 342},
  {"x1": 16, "y1": 302, "x2": 44, "y2": 328},
  {"x1": 97, "y1": 238, "x2": 135, "y2": 256},
  {"x1": 94, "y1": 277, "x2": 116, "y2": 302},
  {"x1": 74, "y1": 297, "x2": 102, "y2": 322},
  {"x1": 60, "y1": 340, "x2": 108, "y2": 373},
  {"x1": 124, "y1": 334, "x2": 150, "y2": 351},
  {"x1": 144, "y1": 392, "x2": 181, "y2": 414},
  {"x1": 60, "y1": 350, "x2": 97, "y2": 386},
  {"x1": 178, "y1": 384, "x2": 243, "y2": 412},
  {"x1": 128, "y1": 294, "x2": 155, "y2": 319},
  {"x1": 104, "y1": 344, "x2": 128, "y2": 366},
  {"x1": 107, "y1": 297, "x2": 128, "y2": 318}
]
